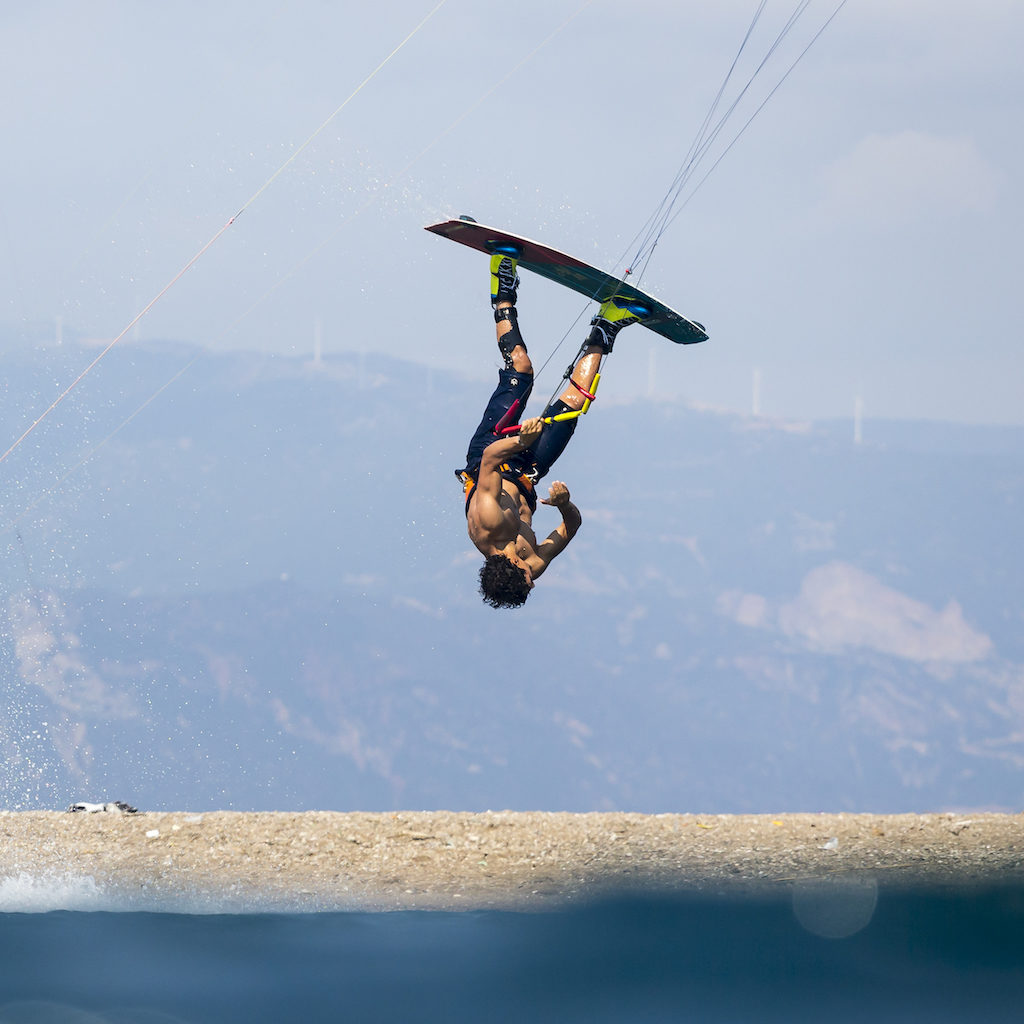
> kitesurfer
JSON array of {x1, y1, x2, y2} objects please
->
[{"x1": 458, "y1": 251, "x2": 648, "y2": 608}]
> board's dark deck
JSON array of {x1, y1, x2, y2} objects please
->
[{"x1": 425, "y1": 218, "x2": 708, "y2": 345}]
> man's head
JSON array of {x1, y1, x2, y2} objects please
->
[{"x1": 479, "y1": 553, "x2": 533, "y2": 608}]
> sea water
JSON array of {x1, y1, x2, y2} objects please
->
[{"x1": 0, "y1": 877, "x2": 1022, "y2": 1023}]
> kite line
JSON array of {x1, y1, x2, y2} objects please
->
[
  {"x1": 0, "y1": 0, "x2": 449, "y2": 471},
  {"x1": 0, "y1": 0, "x2": 598, "y2": 535},
  {"x1": 530, "y1": 0, "x2": 851, "y2": 396}
]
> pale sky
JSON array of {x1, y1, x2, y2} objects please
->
[{"x1": 2, "y1": 0, "x2": 1021, "y2": 424}]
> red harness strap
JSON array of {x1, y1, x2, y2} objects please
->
[
  {"x1": 569, "y1": 377, "x2": 597, "y2": 401},
  {"x1": 492, "y1": 398, "x2": 521, "y2": 436}
]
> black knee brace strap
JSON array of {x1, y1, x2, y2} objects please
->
[{"x1": 494, "y1": 306, "x2": 525, "y2": 364}]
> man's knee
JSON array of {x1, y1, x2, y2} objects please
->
[
  {"x1": 500, "y1": 333, "x2": 532, "y2": 373},
  {"x1": 510, "y1": 349, "x2": 533, "y2": 373}
]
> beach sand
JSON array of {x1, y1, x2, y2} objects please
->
[{"x1": 2, "y1": 810, "x2": 1022, "y2": 912}]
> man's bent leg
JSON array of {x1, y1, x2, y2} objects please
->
[
  {"x1": 527, "y1": 297, "x2": 649, "y2": 479},
  {"x1": 527, "y1": 343, "x2": 600, "y2": 478},
  {"x1": 462, "y1": 250, "x2": 538, "y2": 470}
]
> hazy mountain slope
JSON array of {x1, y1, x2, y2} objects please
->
[{"x1": 1, "y1": 340, "x2": 1021, "y2": 812}]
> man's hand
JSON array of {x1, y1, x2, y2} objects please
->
[
  {"x1": 540, "y1": 480, "x2": 571, "y2": 507},
  {"x1": 516, "y1": 416, "x2": 544, "y2": 448},
  {"x1": 532, "y1": 479, "x2": 581, "y2": 575}
]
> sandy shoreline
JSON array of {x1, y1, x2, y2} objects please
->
[{"x1": 2, "y1": 810, "x2": 1022, "y2": 912}]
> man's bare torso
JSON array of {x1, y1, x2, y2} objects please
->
[{"x1": 467, "y1": 478, "x2": 539, "y2": 563}]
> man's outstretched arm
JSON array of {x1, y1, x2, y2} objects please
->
[{"x1": 532, "y1": 480, "x2": 581, "y2": 577}]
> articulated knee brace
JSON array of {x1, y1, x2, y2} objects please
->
[{"x1": 494, "y1": 305, "x2": 525, "y2": 369}]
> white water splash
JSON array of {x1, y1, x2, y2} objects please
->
[
  {"x1": 0, "y1": 870, "x2": 347, "y2": 915},
  {"x1": 0, "y1": 872, "x2": 120, "y2": 913}
]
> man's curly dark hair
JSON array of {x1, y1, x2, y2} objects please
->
[{"x1": 479, "y1": 553, "x2": 532, "y2": 608}]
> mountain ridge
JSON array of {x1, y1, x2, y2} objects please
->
[{"x1": 2, "y1": 338, "x2": 1021, "y2": 813}]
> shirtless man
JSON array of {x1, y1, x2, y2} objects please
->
[{"x1": 458, "y1": 249, "x2": 648, "y2": 608}]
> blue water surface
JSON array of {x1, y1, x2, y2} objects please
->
[{"x1": 0, "y1": 887, "x2": 1022, "y2": 1023}]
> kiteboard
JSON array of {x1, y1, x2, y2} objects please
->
[{"x1": 425, "y1": 216, "x2": 708, "y2": 345}]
